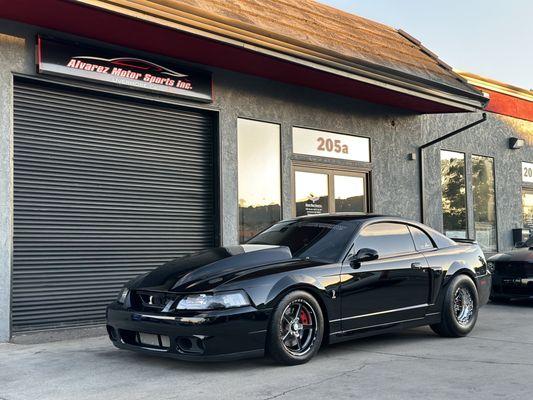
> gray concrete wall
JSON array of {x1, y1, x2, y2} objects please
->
[
  {"x1": 212, "y1": 69, "x2": 423, "y2": 244},
  {"x1": 0, "y1": 20, "x2": 532, "y2": 340},
  {"x1": 212, "y1": 70, "x2": 533, "y2": 251},
  {"x1": 421, "y1": 112, "x2": 533, "y2": 252}
]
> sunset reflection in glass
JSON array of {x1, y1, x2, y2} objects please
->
[{"x1": 237, "y1": 119, "x2": 281, "y2": 243}]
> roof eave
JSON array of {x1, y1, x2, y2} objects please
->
[
  {"x1": 74, "y1": 0, "x2": 488, "y2": 111},
  {"x1": 456, "y1": 70, "x2": 533, "y2": 103}
]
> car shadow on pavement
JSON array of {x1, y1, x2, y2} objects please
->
[
  {"x1": 95, "y1": 326, "x2": 437, "y2": 371},
  {"x1": 96, "y1": 349, "x2": 276, "y2": 371},
  {"x1": 318, "y1": 326, "x2": 437, "y2": 357},
  {"x1": 492, "y1": 299, "x2": 533, "y2": 308}
]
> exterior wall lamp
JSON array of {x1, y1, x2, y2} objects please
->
[{"x1": 509, "y1": 137, "x2": 525, "y2": 149}]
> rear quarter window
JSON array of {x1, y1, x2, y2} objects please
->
[
  {"x1": 422, "y1": 225, "x2": 457, "y2": 249},
  {"x1": 408, "y1": 226, "x2": 435, "y2": 251}
]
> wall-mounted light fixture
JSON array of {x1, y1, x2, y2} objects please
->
[{"x1": 509, "y1": 137, "x2": 525, "y2": 149}]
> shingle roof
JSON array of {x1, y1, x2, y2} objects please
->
[{"x1": 168, "y1": 0, "x2": 480, "y2": 95}]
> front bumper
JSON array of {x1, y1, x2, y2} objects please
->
[
  {"x1": 106, "y1": 302, "x2": 271, "y2": 361},
  {"x1": 491, "y1": 274, "x2": 533, "y2": 299}
]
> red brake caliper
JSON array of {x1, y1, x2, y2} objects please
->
[{"x1": 299, "y1": 308, "x2": 310, "y2": 325}]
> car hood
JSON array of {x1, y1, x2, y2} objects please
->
[
  {"x1": 131, "y1": 244, "x2": 294, "y2": 292},
  {"x1": 489, "y1": 248, "x2": 533, "y2": 263}
]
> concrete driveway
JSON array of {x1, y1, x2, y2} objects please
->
[{"x1": 1, "y1": 302, "x2": 532, "y2": 400}]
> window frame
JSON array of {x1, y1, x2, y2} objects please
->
[
  {"x1": 407, "y1": 225, "x2": 437, "y2": 252},
  {"x1": 440, "y1": 149, "x2": 469, "y2": 239},
  {"x1": 236, "y1": 117, "x2": 282, "y2": 243},
  {"x1": 521, "y1": 159, "x2": 533, "y2": 232},
  {"x1": 522, "y1": 187, "x2": 533, "y2": 231},
  {"x1": 471, "y1": 153, "x2": 498, "y2": 252},
  {"x1": 291, "y1": 164, "x2": 369, "y2": 217}
]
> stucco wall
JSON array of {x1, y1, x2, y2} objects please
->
[
  {"x1": 421, "y1": 112, "x2": 533, "y2": 251},
  {"x1": 212, "y1": 69, "x2": 423, "y2": 244},
  {"x1": 0, "y1": 19, "x2": 532, "y2": 340},
  {"x1": 214, "y1": 70, "x2": 533, "y2": 250}
]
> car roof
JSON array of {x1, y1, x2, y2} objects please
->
[{"x1": 290, "y1": 213, "x2": 455, "y2": 249}]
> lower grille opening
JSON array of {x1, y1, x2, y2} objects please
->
[
  {"x1": 176, "y1": 336, "x2": 205, "y2": 354},
  {"x1": 499, "y1": 284, "x2": 533, "y2": 295},
  {"x1": 495, "y1": 262, "x2": 533, "y2": 276},
  {"x1": 119, "y1": 329, "x2": 170, "y2": 350}
]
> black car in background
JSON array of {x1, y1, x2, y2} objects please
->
[
  {"x1": 106, "y1": 214, "x2": 491, "y2": 365},
  {"x1": 488, "y1": 236, "x2": 533, "y2": 301}
]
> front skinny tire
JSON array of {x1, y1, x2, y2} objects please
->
[{"x1": 266, "y1": 290, "x2": 324, "y2": 365}]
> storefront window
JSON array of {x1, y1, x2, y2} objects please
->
[
  {"x1": 237, "y1": 119, "x2": 281, "y2": 243},
  {"x1": 472, "y1": 155, "x2": 497, "y2": 252},
  {"x1": 334, "y1": 175, "x2": 366, "y2": 212},
  {"x1": 295, "y1": 171, "x2": 330, "y2": 216},
  {"x1": 441, "y1": 150, "x2": 467, "y2": 238},
  {"x1": 294, "y1": 168, "x2": 367, "y2": 216},
  {"x1": 522, "y1": 189, "x2": 533, "y2": 231}
]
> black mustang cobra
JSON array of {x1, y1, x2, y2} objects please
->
[
  {"x1": 106, "y1": 214, "x2": 491, "y2": 365},
  {"x1": 488, "y1": 236, "x2": 533, "y2": 301}
]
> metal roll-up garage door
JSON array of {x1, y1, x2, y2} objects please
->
[{"x1": 12, "y1": 80, "x2": 216, "y2": 332}]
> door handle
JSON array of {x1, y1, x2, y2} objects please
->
[{"x1": 411, "y1": 262, "x2": 424, "y2": 270}]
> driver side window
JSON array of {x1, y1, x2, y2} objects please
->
[{"x1": 354, "y1": 223, "x2": 415, "y2": 259}]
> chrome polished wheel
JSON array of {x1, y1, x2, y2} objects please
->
[
  {"x1": 279, "y1": 299, "x2": 317, "y2": 356},
  {"x1": 454, "y1": 286, "x2": 474, "y2": 326}
]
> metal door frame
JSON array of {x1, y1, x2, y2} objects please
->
[{"x1": 291, "y1": 161, "x2": 371, "y2": 216}]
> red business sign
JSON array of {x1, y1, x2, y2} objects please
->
[{"x1": 37, "y1": 37, "x2": 212, "y2": 102}]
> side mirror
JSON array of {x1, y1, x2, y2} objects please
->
[{"x1": 348, "y1": 248, "x2": 379, "y2": 269}]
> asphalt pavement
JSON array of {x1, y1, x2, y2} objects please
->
[{"x1": 1, "y1": 301, "x2": 532, "y2": 400}]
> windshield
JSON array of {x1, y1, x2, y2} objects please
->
[{"x1": 247, "y1": 219, "x2": 358, "y2": 263}]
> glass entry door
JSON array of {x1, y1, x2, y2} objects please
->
[
  {"x1": 523, "y1": 188, "x2": 533, "y2": 230},
  {"x1": 294, "y1": 167, "x2": 368, "y2": 216}
]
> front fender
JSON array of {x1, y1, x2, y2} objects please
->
[{"x1": 265, "y1": 274, "x2": 327, "y2": 306}]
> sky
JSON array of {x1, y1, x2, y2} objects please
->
[{"x1": 319, "y1": 0, "x2": 532, "y2": 89}]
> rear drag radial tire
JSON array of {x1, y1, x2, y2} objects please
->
[
  {"x1": 430, "y1": 274, "x2": 479, "y2": 337},
  {"x1": 266, "y1": 290, "x2": 324, "y2": 365}
]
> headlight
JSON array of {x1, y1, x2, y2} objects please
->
[
  {"x1": 117, "y1": 287, "x2": 129, "y2": 304},
  {"x1": 486, "y1": 261, "x2": 495, "y2": 273},
  {"x1": 176, "y1": 291, "x2": 250, "y2": 310}
]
